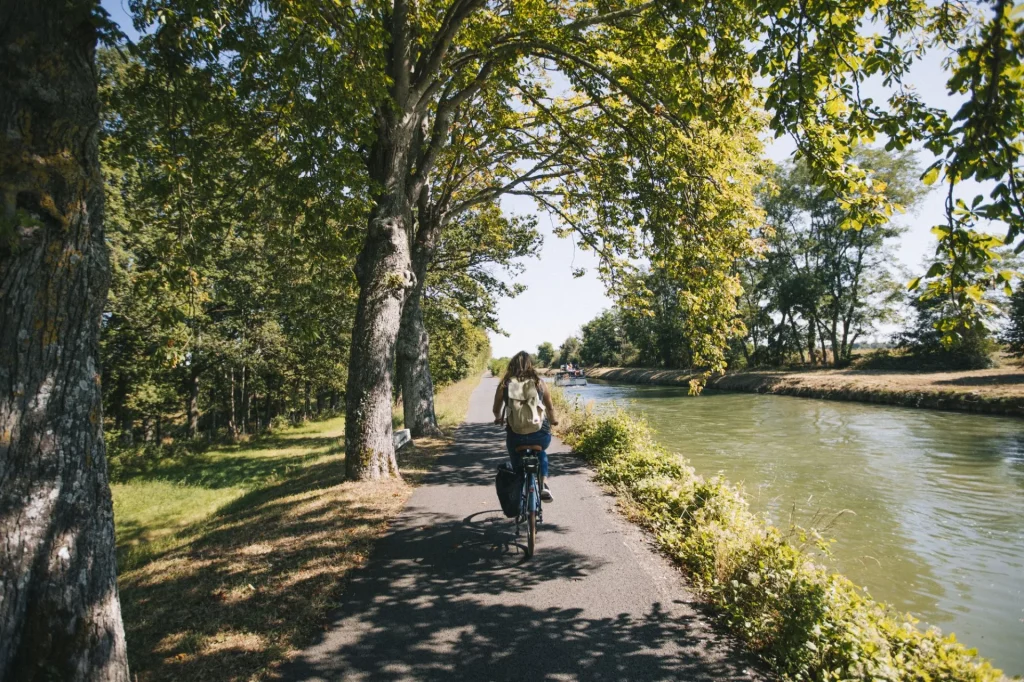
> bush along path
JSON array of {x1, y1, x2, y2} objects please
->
[
  {"x1": 554, "y1": 397, "x2": 1006, "y2": 681},
  {"x1": 284, "y1": 377, "x2": 762, "y2": 681}
]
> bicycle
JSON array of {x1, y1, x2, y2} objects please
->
[{"x1": 514, "y1": 444, "x2": 545, "y2": 558}]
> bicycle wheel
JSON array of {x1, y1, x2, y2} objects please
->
[
  {"x1": 527, "y1": 510, "x2": 536, "y2": 558},
  {"x1": 526, "y1": 476, "x2": 537, "y2": 558}
]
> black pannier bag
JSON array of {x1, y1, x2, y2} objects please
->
[{"x1": 495, "y1": 462, "x2": 522, "y2": 518}]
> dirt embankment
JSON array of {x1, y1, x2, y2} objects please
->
[{"x1": 585, "y1": 366, "x2": 1024, "y2": 417}]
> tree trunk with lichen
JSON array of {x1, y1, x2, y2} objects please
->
[
  {"x1": 344, "y1": 189, "x2": 414, "y2": 480},
  {"x1": 0, "y1": 2, "x2": 130, "y2": 680}
]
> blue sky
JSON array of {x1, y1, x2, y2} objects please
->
[{"x1": 98, "y1": 1, "x2": 994, "y2": 357}]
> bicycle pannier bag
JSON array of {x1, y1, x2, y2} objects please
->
[
  {"x1": 506, "y1": 378, "x2": 545, "y2": 435},
  {"x1": 495, "y1": 462, "x2": 522, "y2": 518}
]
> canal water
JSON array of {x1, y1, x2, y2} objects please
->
[{"x1": 561, "y1": 381, "x2": 1024, "y2": 675}]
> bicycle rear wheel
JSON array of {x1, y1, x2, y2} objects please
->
[{"x1": 526, "y1": 510, "x2": 536, "y2": 557}]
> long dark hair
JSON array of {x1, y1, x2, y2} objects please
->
[{"x1": 501, "y1": 350, "x2": 541, "y2": 386}]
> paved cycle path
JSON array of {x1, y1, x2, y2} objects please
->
[{"x1": 283, "y1": 377, "x2": 764, "y2": 681}]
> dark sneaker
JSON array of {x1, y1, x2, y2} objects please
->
[{"x1": 541, "y1": 484, "x2": 553, "y2": 502}]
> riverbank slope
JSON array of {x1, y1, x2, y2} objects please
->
[{"x1": 583, "y1": 366, "x2": 1024, "y2": 417}]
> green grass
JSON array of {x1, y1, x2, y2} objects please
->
[
  {"x1": 111, "y1": 375, "x2": 482, "y2": 681},
  {"x1": 111, "y1": 416, "x2": 345, "y2": 569}
]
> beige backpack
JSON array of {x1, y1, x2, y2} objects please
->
[{"x1": 505, "y1": 378, "x2": 545, "y2": 434}]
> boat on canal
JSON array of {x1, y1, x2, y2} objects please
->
[{"x1": 554, "y1": 368, "x2": 588, "y2": 387}]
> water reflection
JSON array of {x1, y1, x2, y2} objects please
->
[{"x1": 563, "y1": 381, "x2": 1024, "y2": 676}]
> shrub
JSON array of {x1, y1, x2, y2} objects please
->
[
  {"x1": 895, "y1": 295, "x2": 994, "y2": 371},
  {"x1": 488, "y1": 356, "x2": 510, "y2": 378},
  {"x1": 1002, "y1": 283, "x2": 1024, "y2": 357},
  {"x1": 556, "y1": 404, "x2": 1003, "y2": 682}
]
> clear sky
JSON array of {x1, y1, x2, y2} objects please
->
[{"x1": 97, "y1": 1, "x2": 997, "y2": 357}]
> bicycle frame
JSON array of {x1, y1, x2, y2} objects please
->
[{"x1": 516, "y1": 454, "x2": 543, "y2": 530}]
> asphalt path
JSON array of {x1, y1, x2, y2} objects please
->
[{"x1": 283, "y1": 377, "x2": 765, "y2": 681}]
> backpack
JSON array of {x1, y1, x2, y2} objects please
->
[
  {"x1": 495, "y1": 462, "x2": 523, "y2": 518},
  {"x1": 505, "y1": 378, "x2": 545, "y2": 435}
]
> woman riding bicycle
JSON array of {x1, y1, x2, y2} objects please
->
[{"x1": 493, "y1": 351, "x2": 558, "y2": 501}]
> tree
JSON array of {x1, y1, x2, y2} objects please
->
[
  {"x1": 557, "y1": 337, "x2": 582, "y2": 367},
  {"x1": 536, "y1": 342, "x2": 555, "y2": 367},
  {"x1": 580, "y1": 310, "x2": 634, "y2": 367},
  {"x1": 1003, "y1": 283, "x2": 1024, "y2": 357},
  {"x1": 97, "y1": 44, "x2": 362, "y2": 444},
  {"x1": 914, "y1": 0, "x2": 1024, "y2": 335},
  {"x1": 617, "y1": 268, "x2": 695, "y2": 369},
  {"x1": 131, "y1": 0, "x2": 962, "y2": 477},
  {"x1": 395, "y1": 89, "x2": 545, "y2": 436},
  {"x1": 897, "y1": 294, "x2": 994, "y2": 370},
  {"x1": 746, "y1": 149, "x2": 925, "y2": 367},
  {"x1": 900, "y1": 241, "x2": 1020, "y2": 369},
  {"x1": 0, "y1": 2, "x2": 129, "y2": 679}
]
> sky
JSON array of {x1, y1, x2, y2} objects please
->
[{"x1": 97, "y1": 0, "x2": 996, "y2": 357}]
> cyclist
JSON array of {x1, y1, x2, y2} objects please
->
[{"x1": 493, "y1": 350, "x2": 558, "y2": 501}]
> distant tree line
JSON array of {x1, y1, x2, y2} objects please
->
[{"x1": 562, "y1": 149, "x2": 1024, "y2": 372}]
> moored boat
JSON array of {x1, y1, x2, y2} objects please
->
[{"x1": 553, "y1": 369, "x2": 588, "y2": 387}]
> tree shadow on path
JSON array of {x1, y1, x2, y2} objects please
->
[{"x1": 283, "y1": 420, "x2": 761, "y2": 682}]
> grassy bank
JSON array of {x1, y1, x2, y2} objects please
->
[
  {"x1": 551, "y1": 394, "x2": 1004, "y2": 681},
  {"x1": 585, "y1": 366, "x2": 1024, "y2": 417},
  {"x1": 112, "y1": 374, "x2": 480, "y2": 681}
]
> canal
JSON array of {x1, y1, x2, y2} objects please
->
[{"x1": 562, "y1": 380, "x2": 1024, "y2": 676}]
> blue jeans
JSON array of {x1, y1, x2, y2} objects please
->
[{"x1": 506, "y1": 429, "x2": 550, "y2": 477}]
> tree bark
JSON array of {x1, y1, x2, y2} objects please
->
[
  {"x1": 397, "y1": 195, "x2": 443, "y2": 438},
  {"x1": 345, "y1": 196, "x2": 414, "y2": 480},
  {"x1": 303, "y1": 381, "x2": 311, "y2": 421},
  {"x1": 344, "y1": 0, "x2": 422, "y2": 480},
  {"x1": 0, "y1": 3, "x2": 130, "y2": 680},
  {"x1": 397, "y1": 284, "x2": 441, "y2": 437}
]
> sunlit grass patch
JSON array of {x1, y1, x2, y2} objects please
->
[
  {"x1": 435, "y1": 372, "x2": 484, "y2": 430},
  {"x1": 113, "y1": 379, "x2": 478, "y2": 681},
  {"x1": 112, "y1": 480, "x2": 246, "y2": 568}
]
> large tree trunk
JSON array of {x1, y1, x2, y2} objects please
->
[
  {"x1": 397, "y1": 196, "x2": 442, "y2": 438},
  {"x1": 344, "y1": 196, "x2": 414, "y2": 480},
  {"x1": 0, "y1": 3, "x2": 130, "y2": 680},
  {"x1": 344, "y1": 0, "x2": 472, "y2": 477},
  {"x1": 398, "y1": 284, "x2": 441, "y2": 437},
  {"x1": 344, "y1": 0, "x2": 423, "y2": 480}
]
